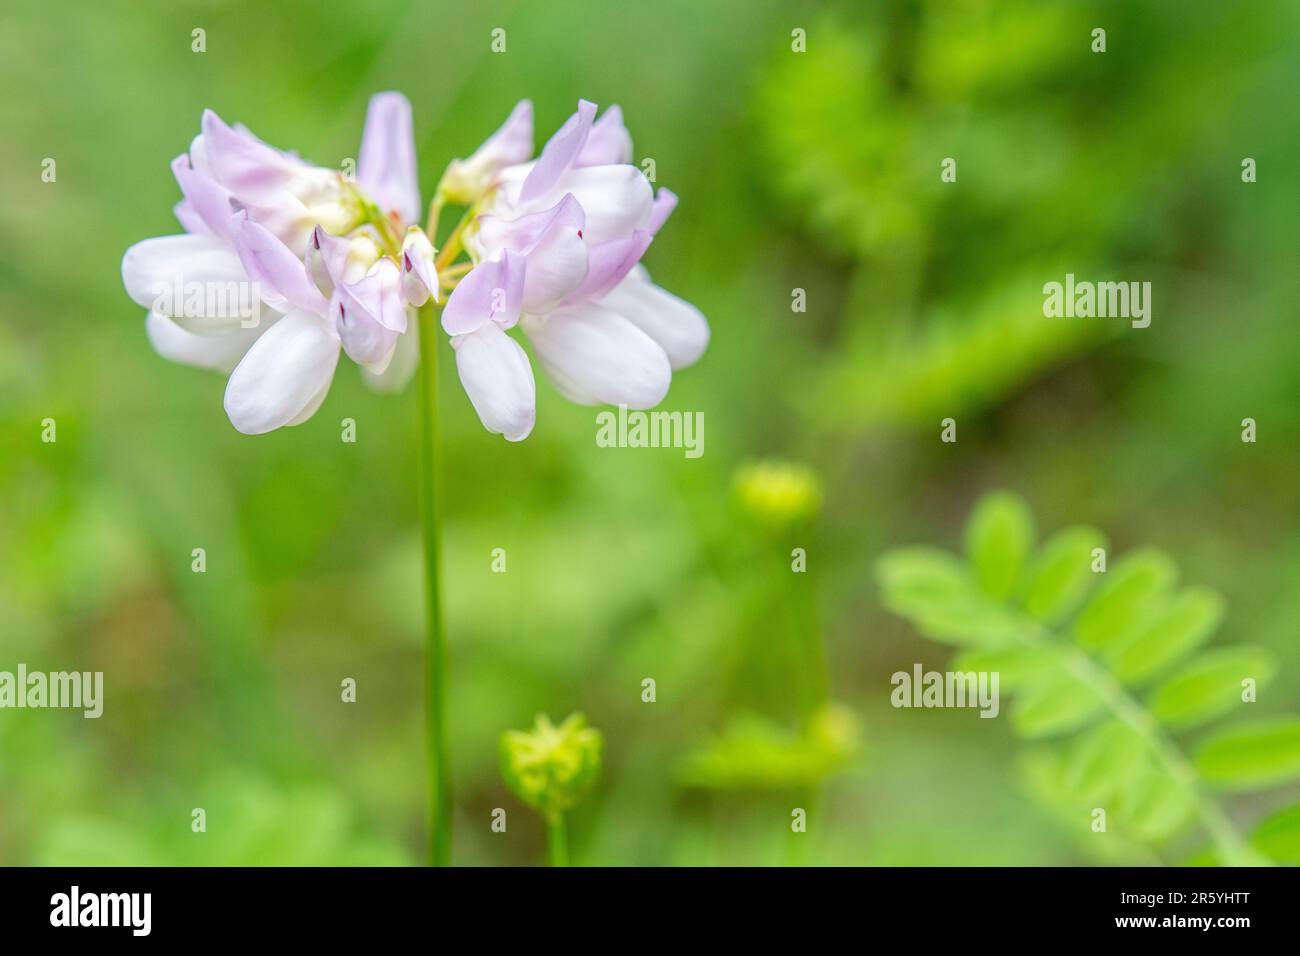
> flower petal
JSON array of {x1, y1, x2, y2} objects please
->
[
  {"x1": 174, "y1": 200, "x2": 210, "y2": 235},
  {"x1": 452, "y1": 322, "x2": 536, "y2": 442},
  {"x1": 646, "y1": 187, "x2": 678, "y2": 235},
  {"x1": 306, "y1": 224, "x2": 355, "y2": 287},
  {"x1": 223, "y1": 309, "x2": 340, "y2": 434},
  {"x1": 577, "y1": 105, "x2": 632, "y2": 167},
  {"x1": 305, "y1": 225, "x2": 383, "y2": 295},
  {"x1": 200, "y1": 109, "x2": 304, "y2": 205},
  {"x1": 335, "y1": 257, "x2": 406, "y2": 332},
  {"x1": 331, "y1": 259, "x2": 404, "y2": 371},
  {"x1": 441, "y1": 100, "x2": 534, "y2": 203},
  {"x1": 357, "y1": 91, "x2": 420, "y2": 224},
  {"x1": 441, "y1": 249, "x2": 525, "y2": 336},
  {"x1": 144, "y1": 310, "x2": 265, "y2": 373},
  {"x1": 598, "y1": 266, "x2": 709, "y2": 370},
  {"x1": 400, "y1": 229, "x2": 438, "y2": 307},
  {"x1": 230, "y1": 213, "x2": 330, "y2": 316},
  {"x1": 541, "y1": 164, "x2": 652, "y2": 245},
  {"x1": 561, "y1": 229, "x2": 651, "y2": 305},
  {"x1": 364, "y1": 315, "x2": 420, "y2": 393},
  {"x1": 519, "y1": 99, "x2": 597, "y2": 204},
  {"x1": 171, "y1": 154, "x2": 235, "y2": 241},
  {"x1": 121, "y1": 234, "x2": 259, "y2": 334},
  {"x1": 524, "y1": 303, "x2": 671, "y2": 408},
  {"x1": 476, "y1": 194, "x2": 588, "y2": 313}
]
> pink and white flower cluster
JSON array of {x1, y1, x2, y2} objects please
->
[
  {"x1": 441, "y1": 99, "x2": 708, "y2": 441},
  {"x1": 121, "y1": 94, "x2": 707, "y2": 440}
]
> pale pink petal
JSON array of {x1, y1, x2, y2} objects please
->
[
  {"x1": 441, "y1": 100, "x2": 534, "y2": 202},
  {"x1": 519, "y1": 99, "x2": 597, "y2": 204},
  {"x1": 561, "y1": 229, "x2": 651, "y2": 305},
  {"x1": 171, "y1": 154, "x2": 235, "y2": 241},
  {"x1": 441, "y1": 250, "x2": 525, "y2": 336},
  {"x1": 646, "y1": 187, "x2": 678, "y2": 235},
  {"x1": 577, "y1": 105, "x2": 632, "y2": 167},
  {"x1": 357, "y1": 91, "x2": 420, "y2": 224},
  {"x1": 230, "y1": 213, "x2": 330, "y2": 316},
  {"x1": 476, "y1": 194, "x2": 588, "y2": 313},
  {"x1": 540, "y1": 164, "x2": 652, "y2": 245},
  {"x1": 400, "y1": 229, "x2": 438, "y2": 307}
]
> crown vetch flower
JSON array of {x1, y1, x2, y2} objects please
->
[
  {"x1": 122, "y1": 92, "x2": 435, "y2": 434},
  {"x1": 441, "y1": 100, "x2": 709, "y2": 442}
]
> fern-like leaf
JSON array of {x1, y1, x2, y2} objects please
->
[{"x1": 877, "y1": 491, "x2": 1292, "y2": 865}]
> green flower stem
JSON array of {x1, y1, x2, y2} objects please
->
[
  {"x1": 434, "y1": 205, "x2": 477, "y2": 274},
  {"x1": 791, "y1": 567, "x2": 828, "y2": 721},
  {"x1": 1016, "y1": 624, "x2": 1263, "y2": 866},
  {"x1": 546, "y1": 814, "x2": 569, "y2": 867},
  {"x1": 416, "y1": 299, "x2": 452, "y2": 867}
]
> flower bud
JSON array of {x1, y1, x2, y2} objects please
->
[
  {"x1": 500, "y1": 713, "x2": 602, "y2": 821},
  {"x1": 732, "y1": 459, "x2": 823, "y2": 529},
  {"x1": 440, "y1": 100, "x2": 534, "y2": 204},
  {"x1": 400, "y1": 227, "x2": 438, "y2": 306}
]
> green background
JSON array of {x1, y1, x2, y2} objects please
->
[{"x1": 2, "y1": 0, "x2": 1298, "y2": 865}]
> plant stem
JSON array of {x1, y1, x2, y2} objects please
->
[
  {"x1": 546, "y1": 814, "x2": 569, "y2": 867},
  {"x1": 790, "y1": 561, "x2": 829, "y2": 722},
  {"x1": 434, "y1": 205, "x2": 477, "y2": 273},
  {"x1": 416, "y1": 300, "x2": 452, "y2": 867}
]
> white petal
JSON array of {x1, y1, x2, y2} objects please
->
[
  {"x1": 524, "y1": 303, "x2": 670, "y2": 409},
  {"x1": 364, "y1": 318, "x2": 420, "y2": 393},
  {"x1": 145, "y1": 311, "x2": 266, "y2": 373},
  {"x1": 223, "y1": 309, "x2": 340, "y2": 434},
  {"x1": 496, "y1": 165, "x2": 652, "y2": 245},
  {"x1": 599, "y1": 270, "x2": 709, "y2": 370},
  {"x1": 452, "y1": 323, "x2": 536, "y2": 441},
  {"x1": 122, "y1": 234, "x2": 258, "y2": 334},
  {"x1": 285, "y1": 378, "x2": 332, "y2": 426}
]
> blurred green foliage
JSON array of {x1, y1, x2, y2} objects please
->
[{"x1": 2, "y1": 0, "x2": 1299, "y2": 866}]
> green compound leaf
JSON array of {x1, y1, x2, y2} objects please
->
[
  {"x1": 1073, "y1": 549, "x2": 1178, "y2": 652},
  {"x1": 1064, "y1": 721, "x2": 1148, "y2": 805},
  {"x1": 877, "y1": 491, "x2": 1300, "y2": 864},
  {"x1": 952, "y1": 645, "x2": 1056, "y2": 692},
  {"x1": 1020, "y1": 525, "x2": 1107, "y2": 623},
  {"x1": 1102, "y1": 587, "x2": 1224, "y2": 685},
  {"x1": 1112, "y1": 764, "x2": 1198, "y2": 843},
  {"x1": 965, "y1": 491, "x2": 1035, "y2": 601},
  {"x1": 1148, "y1": 646, "x2": 1277, "y2": 730},
  {"x1": 876, "y1": 547, "x2": 1024, "y2": 648},
  {"x1": 1195, "y1": 718, "x2": 1300, "y2": 791},
  {"x1": 1012, "y1": 667, "x2": 1103, "y2": 738}
]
